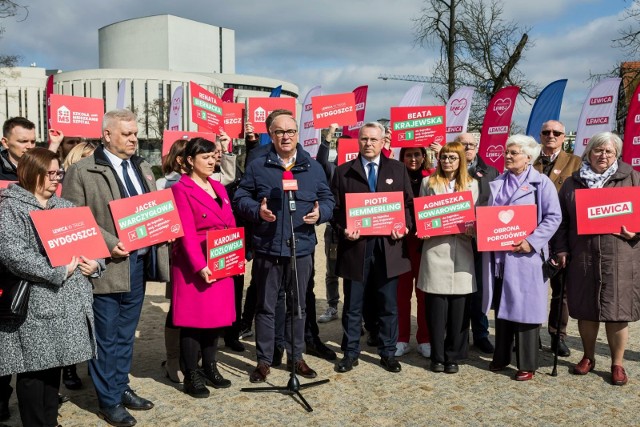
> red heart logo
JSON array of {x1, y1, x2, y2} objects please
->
[
  {"x1": 449, "y1": 99, "x2": 467, "y2": 116},
  {"x1": 493, "y1": 98, "x2": 512, "y2": 116}
]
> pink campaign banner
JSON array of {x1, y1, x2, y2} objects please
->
[
  {"x1": 574, "y1": 77, "x2": 621, "y2": 156},
  {"x1": 622, "y1": 81, "x2": 640, "y2": 171},
  {"x1": 479, "y1": 86, "x2": 520, "y2": 172},
  {"x1": 446, "y1": 86, "x2": 474, "y2": 142},
  {"x1": 342, "y1": 85, "x2": 368, "y2": 138}
]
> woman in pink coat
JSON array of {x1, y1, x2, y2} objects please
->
[{"x1": 171, "y1": 138, "x2": 236, "y2": 398}]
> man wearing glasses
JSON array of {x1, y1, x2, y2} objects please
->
[
  {"x1": 455, "y1": 133, "x2": 498, "y2": 355},
  {"x1": 533, "y1": 120, "x2": 581, "y2": 358},
  {"x1": 234, "y1": 111, "x2": 334, "y2": 383}
]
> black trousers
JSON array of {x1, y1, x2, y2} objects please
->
[
  {"x1": 180, "y1": 328, "x2": 221, "y2": 371},
  {"x1": 425, "y1": 293, "x2": 470, "y2": 364},
  {"x1": 16, "y1": 367, "x2": 61, "y2": 427},
  {"x1": 548, "y1": 270, "x2": 568, "y2": 338},
  {"x1": 225, "y1": 274, "x2": 245, "y2": 343},
  {"x1": 303, "y1": 253, "x2": 320, "y2": 343},
  {"x1": 0, "y1": 374, "x2": 12, "y2": 408},
  {"x1": 492, "y1": 278, "x2": 540, "y2": 372}
]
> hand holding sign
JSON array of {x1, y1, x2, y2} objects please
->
[
  {"x1": 66, "y1": 256, "x2": 79, "y2": 278},
  {"x1": 511, "y1": 239, "x2": 532, "y2": 253},
  {"x1": 78, "y1": 255, "x2": 100, "y2": 276},
  {"x1": 612, "y1": 225, "x2": 637, "y2": 240},
  {"x1": 111, "y1": 242, "x2": 129, "y2": 258},
  {"x1": 199, "y1": 266, "x2": 215, "y2": 284}
]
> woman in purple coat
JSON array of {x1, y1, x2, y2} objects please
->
[
  {"x1": 482, "y1": 135, "x2": 561, "y2": 381},
  {"x1": 171, "y1": 138, "x2": 236, "y2": 398}
]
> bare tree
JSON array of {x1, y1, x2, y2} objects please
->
[
  {"x1": 0, "y1": 0, "x2": 28, "y2": 69},
  {"x1": 139, "y1": 98, "x2": 171, "y2": 139},
  {"x1": 413, "y1": 0, "x2": 538, "y2": 130}
]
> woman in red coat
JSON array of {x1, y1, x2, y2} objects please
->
[{"x1": 171, "y1": 138, "x2": 236, "y2": 398}]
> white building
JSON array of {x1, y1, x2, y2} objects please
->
[{"x1": 0, "y1": 15, "x2": 298, "y2": 141}]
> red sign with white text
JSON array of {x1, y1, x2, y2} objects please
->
[
  {"x1": 337, "y1": 138, "x2": 360, "y2": 166},
  {"x1": 30, "y1": 206, "x2": 110, "y2": 267},
  {"x1": 222, "y1": 103, "x2": 245, "y2": 139},
  {"x1": 206, "y1": 227, "x2": 245, "y2": 281},
  {"x1": 475, "y1": 204, "x2": 537, "y2": 251},
  {"x1": 345, "y1": 192, "x2": 406, "y2": 236},
  {"x1": 575, "y1": 187, "x2": 640, "y2": 234},
  {"x1": 246, "y1": 98, "x2": 296, "y2": 133},
  {"x1": 414, "y1": 191, "x2": 475, "y2": 238},
  {"x1": 390, "y1": 106, "x2": 446, "y2": 148},
  {"x1": 109, "y1": 189, "x2": 184, "y2": 251},
  {"x1": 311, "y1": 93, "x2": 357, "y2": 129},
  {"x1": 162, "y1": 130, "x2": 216, "y2": 156},
  {"x1": 190, "y1": 81, "x2": 224, "y2": 133},
  {"x1": 49, "y1": 94, "x2": 104, "y2": 138}
]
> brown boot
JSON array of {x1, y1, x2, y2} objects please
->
[{"x1": 162, "y1": 327, "x2": 184, "y2": 383}]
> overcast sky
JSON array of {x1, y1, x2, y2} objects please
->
[{"x1": 0, "y1": 0, "x2": 632, "y2": 131}]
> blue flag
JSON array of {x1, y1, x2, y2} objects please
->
[
  {"x1": 260, "y1": 85, "x2": 283, "y2": 145},
  {"x1": 526, "y1": 79, "x2": 567, "y2": 143}
]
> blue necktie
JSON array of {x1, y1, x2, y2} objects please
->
[
  {"x1": 121, "y1": 160, "x2": 139, "y2": 197},
  {"x1": 367, "y1": 163, "x2": 377, "y2": 192}
]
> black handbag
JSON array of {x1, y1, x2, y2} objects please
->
[
  {"x1": 0, "y1": 273, "x2": 31, "y2": 323},
  {"x1": 541, "y1": 250, "x2": 561, "y2": 282}
]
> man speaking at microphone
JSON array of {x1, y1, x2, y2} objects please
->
[{"x1": 233, "y1": 112, "x2": 334, "y2": 383}]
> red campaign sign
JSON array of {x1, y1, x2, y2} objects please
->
[
  {"x1": 190, "y1": 81, "x2": 224, "y2": 133},
  {"x1": 311, "y1": 93, "x2": 357, "y2": 129},
  {"x1": 206, "y1": 227, "x2": 246, "y2": 281},
  {"x1": 475, "y1": 205, "x2": 537, "y2": 252},
  {"x1": 337, "y1": 138, "x2": 360, "y2": 166},
  {"x1": 246, "y1": 98, "x2": 296, "y2": 134},
  {"x1": 49, "y1": 94, "x2": 104, "y2": 138},
  {"x1": 390, "y1": 106, "x2": 446, "y2": 148},
  {"x1": 109, "y1": 189, "x2": 185, "y2": 252},
  {"x1": 30, "y1": 206, "x2": 110, "y2": 267},
  {"x1": 162, "y1": 130, "x2": 216, "y2": 156},
  {"x1": 222, "y1": 103, "x2": 245, "y2": 139},
  {"x1": 479, "y1": 86, "x2": 520, "y2": 172},
  {"x1": 414, "y1": 191, "x2": 475, "y2": 238},
  {"x1": 0, "y1": 181, "x2": 15, "y2": 189},
  {"x1": 345, "y1": 192, "x2": 406, "y2": 236},
  {"x1": 575, "y1": 187, "x2": 640, "y2": 235}
]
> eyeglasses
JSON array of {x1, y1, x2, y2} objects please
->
[
  {"x1": 462, "y1": 143, "x2": 477, "y2": 150},
  {"x1": 505, "y1": 150, "x2": 524, "y2": 157},
  {"x1": 591, "y1": 148, "x2": 617, "y2": 158},
  {"x1": 439, "y1": 155, "x2": 459, "y2": 162},
  {"x1": 541, "y1": 130, "x2": 564, "y2": 137},
  {"x1": 46, "y1": 169, "x2": 65, "y2": 180},
  {"x1": 272, "y1": 129, "x2": 297, "y2": 137}
]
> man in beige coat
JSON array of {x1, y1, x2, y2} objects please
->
[
  {"x1": 63, "y1": 109, "x2": 169, "y2": 427},
  {"x1": 532, "y1": 120, "x2": 581, "y2": 358}
]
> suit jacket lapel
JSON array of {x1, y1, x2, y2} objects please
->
[{"x1": 183, "y1": 177, "x2": 228, "y2": 225}]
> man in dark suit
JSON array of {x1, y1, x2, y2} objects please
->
[
  {"x1": 331, "y1": 121, "x2": 414, "y2": 373},
  {"x1": 63, "y1": 109, "x2": 169, "y2": 427},
  {"x1": 533, "y1": 120, "x2": 581, "y2": 357}
]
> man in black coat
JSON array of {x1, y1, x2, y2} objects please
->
[
  {"x1": 331, "y1": 122, "x2": 413, "y2": 373},
  {"x1": 456, "y1": 133, "x2": 499, "y2": 354}
]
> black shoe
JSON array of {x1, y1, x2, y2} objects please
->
[
  {"x1": 121, "y1": 389, "x2": 153, "y2": 411},
  {"x1": 58, "y1": 393, "x2": 70, "y2": 408},
  {"x1": 0, "y1": 398, "x2": 8, "y2": 422},
  {"x1": 430, "y1": 361, "x2": 445, "y2": 373},
  {"x1": 550, "y1": 334, "x2": 571, "y2": 357},
  {"x1": 306, "y1": 338, "x2": 337, "y2": 361},
  {"x1": 63, "y1": 364, "x2": 83, "y2": 390},
  {"x1": 224, "y1": 339, "x2": 246, "y2": 352},
  {"x1": 380, "y1": 356, "x2": 402, "y2": 373},
  {"x1": 336, "y1": 355, "x2": 359, "y2": 373},
  {"x1": 183, "y1": 370, "x2": 210, "y2": 398},
  {"x1": 474, "y1": 337, "x2": 495, "y2": 354},
  {"x1": 366, "y1": 331, "x2": 380, "y2": 347},
  {"x1": 98, "y1": 404, "x2": 137, "y2": 427},
  {"x1": 444, "y1": 363, "x2": 459, "y2": 374},
  {"x1": 272, "y1": 345, "x2": 285, "y2": 367},
  {"x1": 202, "y1": 362, "x2": 231, "y2": 389}
]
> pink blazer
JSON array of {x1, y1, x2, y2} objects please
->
[{"x1": 171, "y1": 175, "x2": 236, "y2": 328}]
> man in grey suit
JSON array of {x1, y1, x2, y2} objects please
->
[{"x1": 62, "y1": 109, "x2": 169, "y2": 427}]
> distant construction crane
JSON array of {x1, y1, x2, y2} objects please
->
[{"x1": 377, "y1": 74, "x2": 439, "y2": 83}]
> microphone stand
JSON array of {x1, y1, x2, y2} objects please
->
[{"x1": 241, "y1": 190, "x2": 329, "y2": 412}]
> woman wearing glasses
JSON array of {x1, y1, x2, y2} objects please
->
[
  {"x1": 551, "y1": 132, "x2": 640, "y2": 386},
  {"x1": 416, "y1": 142, "x2": 478, "y2": 373},
  {"x1": 482, "y1": 135, "x2": 561, "y2": 381},
  {"x1": 0, "y1": 148, "x2": 102, "y2": 426}
]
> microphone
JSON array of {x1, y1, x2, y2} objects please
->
[{"x1": 282, "y1": 170, "x2": 298, "y2": 212}]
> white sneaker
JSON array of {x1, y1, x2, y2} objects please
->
[
  {"x1": 394, "y1": 342, "x2": 411, "y2": 357},
  {"x1": 318, "y1": 306, "x2": 338, "y2": 323},
  {"x1": 417, "y1": 343, "x2": 431, "y2": 358}
]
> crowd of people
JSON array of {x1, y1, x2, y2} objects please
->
[{"x1": 0, "y1": 110, "x2": 638, "y2": 427}]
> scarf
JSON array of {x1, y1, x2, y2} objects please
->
[{"x1": 579, "y1": 160, "x2": 618, "y2": 189}]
